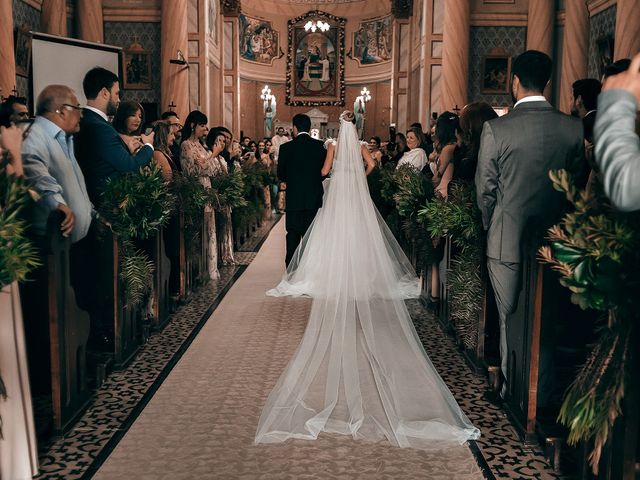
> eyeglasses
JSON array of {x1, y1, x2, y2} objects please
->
[
  {"x1": 170, "y1": 122, "x2": 183, "y2": 129},
  {"x1": 61, "y1": 103, "x2": 83, "y2": 111},
  {"x1": 14, "y1": 111, "x2": 29, "y2": 118}
]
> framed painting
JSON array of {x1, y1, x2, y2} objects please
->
[
  {"x1": 122, "y1": 42, "x2": 152, "y2": 90},
  {"x1": 352, "y1": 15, "x2": 392, "y2": 66},
  {"x1": 239, "y1": 14, "x2": 279, "y2": 65},
  {"x1": 596, "y1": 35, "x2": 614, "y2": 78},
  {"x1": 481, "y1": 53, "x2": 511, "y2": 94},
  {"x1": 14, "y1": 25, "x2": 32, "y2": 78},
  {"x1": 286, "y1": 11, "x2": 346, "y2": 107}
]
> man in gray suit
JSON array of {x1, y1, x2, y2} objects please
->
[{"x1": 475, "y1": 50, "x2": 584, "y2": 403}]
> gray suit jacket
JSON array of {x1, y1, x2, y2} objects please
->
[{"x1": 475, "y1": 100, "x2": 584, "y2": 264}]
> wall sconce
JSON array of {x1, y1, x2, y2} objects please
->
[{"x1": 169, "y1": 50, "x2": 189, "y2": 66}]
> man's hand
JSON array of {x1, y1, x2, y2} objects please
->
[
  {"x1": 57, "y1": 203, "x2": 75, "y2": 237},
  {"x1": 602, "y1": 53, "x2": 640, "y2": 104},
  {"x1": 140, "y1": 131, "x2": 155, "y2": 146}
]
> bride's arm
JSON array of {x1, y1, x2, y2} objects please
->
[
  {"x1": 321, "y1": 143, "x2": 335, "y2": 176},
  {"x1": 361, "y1": 144, "x2": 376, "y2": 176}
]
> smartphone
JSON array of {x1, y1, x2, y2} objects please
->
[
  {"x1": 144, "y1": 126, "x2": 153, "y2": 135},
  {"x1": 388, "y1": 124, "x2": 396, "y2": 142}
]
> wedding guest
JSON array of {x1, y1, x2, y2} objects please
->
[
  {"x1": 410, "y1": 121, "x2": 433, "y2": 155},
  {"x1": 430, "y1": 112, "x2": 459, "y2": 187},
  {"x1": 180, "y1": 110, "x2": 219, "y2": 280},
  {"x1": 475, "y1": 50, "x2": 584, "y2": 405},
  {"x1": 368, "y1": 136, "x2": 383, "y2": 165},
  {"x1": 0, "y1": 95, "x2": 29, "y2": 127},
  {"x1": 161, "y1": 110, "x2": 183, "y2": 169},
  {"x1": 152, "y1": 120, "x2": 178, "y2": 181},
  {"x1": 113, "y1": 101, "x2": 145, "y2": 153},
  {"x1": 271, "y1": 126, "x2": 290, "y2": 162},
  {"x1": 22, "y1": 85, "x2": 94, "y2": 243},
  {"x1": 206, "y1": 129, "x2": 236, "y2": 265},
  {"x1": 435, "y1": 103, "x2": 497, "y2": 198},
  {"x1": 396, "y1": 127, "x2": 427, "y2": 171},
  {"x1": 390, "y1": 132, "x2": 409, "y2": 168},
  {"x1": 0, "y1": 124, "x2": 24, "y2": 175},
  {"x1": 595, "y1": 53, "x2": 640, "y2": 212},
  {"x1": 75, "y1": 67, "x2": 153, "y2": 205},
  {"x1": 571, "y1": 79, "x2": 601, "y2": 144}
]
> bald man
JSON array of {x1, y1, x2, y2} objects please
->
[{"x1": 22, "y1": 84, "x2": 95, "y2": 243}]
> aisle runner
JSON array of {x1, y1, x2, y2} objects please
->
[{"x1": 94, "y1": 219, "x2": 482, "y2": 480}]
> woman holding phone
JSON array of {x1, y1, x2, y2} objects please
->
[{"x1": 113, "y1": 101, "x2": 145, "y2": 154}]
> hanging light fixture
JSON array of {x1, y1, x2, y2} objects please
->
[{"x1": 304, "y1": 10, "x2": 331, "y2": 32}]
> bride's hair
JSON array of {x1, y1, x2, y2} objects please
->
[{"x1": 340, "y1": 110, "x2": 356, "y2": 124}]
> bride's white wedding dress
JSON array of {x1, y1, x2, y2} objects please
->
[{"x1": 255, "y1": 116, "x2": 480, "y2": 449}]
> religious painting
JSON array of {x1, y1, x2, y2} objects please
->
[
  {"x1": 14, "y1": 25, "x2": 32, "y2": 78},
  {"x1": 123, "y1": 41, "x2": 152, "y2": 90},
  {"x1": 352, "y1": 16, "x2": 392, "y2": 66},
  {"x1": 239, "y1": 14, "x2": 279, "y2": 65},
  {"x1": 208, "y1": 0, "x2": 218, "y2": 45},
  {"x1": 481, "y1": 53, "x2": 511, "y2": 94},
  {"x1": 597, "y1": 35, "x2": 614, "y2": 78},
  {"x1": 286, "y1": 11, "x2": 346, "y2": 107}
]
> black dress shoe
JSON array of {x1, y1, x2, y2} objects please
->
[{"x1": 482, "y1": 390, "x2": 504, "y2": 407}]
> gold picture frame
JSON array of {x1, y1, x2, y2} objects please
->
[{"x1": 122, "y1": 41, "x2": 152, "y2": 90}]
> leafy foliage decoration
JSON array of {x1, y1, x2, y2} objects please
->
[
  {"x1": 538, "y1": 169, "x2": 640, "y2": 474},
  {"x1": 0, "y1": 156, "x2": 40, "y2": 287}
]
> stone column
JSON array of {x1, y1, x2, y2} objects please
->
[
  {"x1": 41, "y1": 0, "x2": 68, "y2": 37},
  {"x1": 0, "y1": 0, "x2": 16, "y2": 99},
  {"x1": 161, "y1": 0, "x2": 189, "y2": 121},
  {"x1": 77, "y1": 0, "x2": 104, "y2": 43},
  {"x1": 526, "y1": 0, "x2": 554, "y2": 56},
  {"x1": 559, "y1": 0, "x2": 589, "y2": 113},
  {"x1": 615, "y1": 0, "x2": 640, "y2": 60},
  {"x1": 441, "y1": 0, "x2": 469, "y2": 113}
]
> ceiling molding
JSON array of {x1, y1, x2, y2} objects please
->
[
  {"x1": 103, "y1": 8, "x2": 161, "y2": 22},
  {"x1": 470, "y1": 12, "x2": 527, "y2": 27}
]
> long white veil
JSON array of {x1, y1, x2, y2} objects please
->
[{"x1": 256, "y1": 116, "x2": 479, "y2": 449}]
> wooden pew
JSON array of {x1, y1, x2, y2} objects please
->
[
  {"x1": 19, "y1": 212, "x2": 92, "y2": 434},
  {"x1": 179, "y1": 209, "x2": 206, "y2": 299},
  {"x1": 150, "y1": 229, "x2": 171, "y2": 330}
]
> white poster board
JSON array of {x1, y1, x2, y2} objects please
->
[{"x1": 31, "y1": 33, "x2": 121, "y2": 106}]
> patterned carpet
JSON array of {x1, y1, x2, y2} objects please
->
[
  {"x1": 93, "y1": 220, "x2": 483, "y2": 480},
  {"x1": 34, "y1": 217, "x2": 567, "y2": 479}
]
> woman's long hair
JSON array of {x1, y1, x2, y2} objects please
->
[
  {"x1": 434, "y1": 111, "x2": 459, "y2": 147},
  {"x1": 181, "y1": 110, "x2": 208, "y2": 144},
  {"x1": 113, "y1": 101, "x2": 144, "y2": 135},
  {"x1": 459, "y1": 102, "x2": 498, "y2": 162},
  {"x1": 152, "y1": 120, "x2": 173, "y2": 157}
]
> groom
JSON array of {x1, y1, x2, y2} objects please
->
[{"x1": 277, "y1": 113, "x2": 326, "y2": 266}]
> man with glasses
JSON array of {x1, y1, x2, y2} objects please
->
[
  {"x1": 161, "y1": 110, "x2": 183, "y2": 170},
  {"x1": 0, "y1": 95, "x2": 30, "y2": 127},
  {"x1": 22, "y1": 84, "x2": 93, "y2": 243}
]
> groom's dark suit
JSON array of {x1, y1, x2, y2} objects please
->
[{"x1": 277, "y1": 132, "x2": 326, "y2": 266}]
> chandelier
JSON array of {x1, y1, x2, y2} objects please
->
[{"x1": 304, "y1": 11, "x2": 330, "y2": 32}]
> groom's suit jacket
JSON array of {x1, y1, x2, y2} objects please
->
[
  {"x1": 277, "y1": 133, "x2": 326, "y2": 212},
  {"x1": 475, "y1": 100, "x2": 584, "y2": 264}
]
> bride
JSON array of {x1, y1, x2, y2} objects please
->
[{"x1": 255, "y1": 111, "x2": 479, "y2": 450}]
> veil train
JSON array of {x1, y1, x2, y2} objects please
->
[{"x1": 255, "y1": 114, "x2": 480, "y2": 449}]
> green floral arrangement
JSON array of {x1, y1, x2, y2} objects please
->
[
  {"x1": 538, "y1": 169, "x2": 640, "y2": 473},
  {"x1": 419, "y1": 182, "x2": 484, "y2": 349},
  {"x1": 0, "y1": 157, "x2": 40, "y2": 287},
  {"x1": 232, "y1": 163, "x2": 269, "y2": 233},
  {"x1": 172, "y1": 172, "x2": 208, "y2": 249},
  {"x1": 209, "y1": 169, "x2": 248, "y2": 211},
  {"x1": 100, "y1": 164, "x2": 175, "y2": 240},
  {"x1": 420, "y1": 183, "x2": 482, "y2": 246},
  {"x1": 100, "y1": 164, "x2": 175, "y2": 307},
  {"x1": 119, "y1": 240, "x2": 155, "y2": 308}
]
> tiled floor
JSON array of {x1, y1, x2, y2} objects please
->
[{"x1": 33, "y1": 217, "x2": 567, "y2": 479}]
